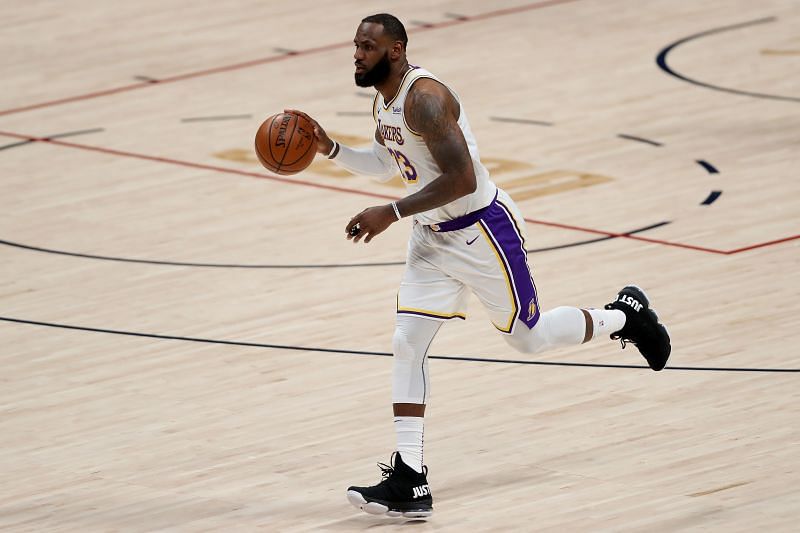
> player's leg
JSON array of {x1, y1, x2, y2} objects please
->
[
  {"x1": 460, "y1": 189, "x2": 670, "y2": 368},
  {"x1": 346, "y1": 223, "x2": 467, "y2": 518},
  {"x1": 345, "y1": 314, "x2": 440, "y2": 518},
  {"x1": 503, "y1": 306, "x2": 625, "y2": 353},
  {"x1": 391, "y1": 313, "x2": 442, "y2": 471}
]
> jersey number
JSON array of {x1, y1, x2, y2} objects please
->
[{"x1": 387, "y1": 148, "x2": 418, "y2": 183}]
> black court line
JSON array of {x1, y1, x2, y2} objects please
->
[
  {"x1": 529, "y1": 221, "x2": 670, "y2": 252},
  {"x1": 133, "y1": 76, "x2": 159, "y2": 83},
  {"x1": 356, "y1": 92, "x2": 376, "y2": 99},
  {"x1": 47, "y1": 128, "x2": 106, "y2": 140},
  {"x1": 656, "y1": 17, "x2": 800, "y2": 103},
  {"x1": 1, "y1": 315, "x2": 797, "y2": 373},
  {"x1": 697, "y1": 160, "x2": 720, "y2": 174},
  {"x1": 181, "y1": 115, "x2": 253, "y2": 122},
  {"x1": 490, "y1": 116, "x2": 554, "y2": 127},
  {"x1": 444, "y1": 13, "x2": 470, "y2": 21},
  {"x1": 336, "y1": 111, "x2": 374, "y2": 117},
  {"x1": 0, "y1": 139, "x2": 34, "y2": 151},
  {"x1": 702, "y1": 191, "x2": 722, "y2": 205},
  {"x1": 0, "y1": 222, "x2": 668, "y2": 269},
  {"x1": 617, "y1": 133, "x2": 663, "y2": 147},
  {"x1": 0, "y1": 128, "x2": 104, "y2": 151},
  {"x1": 0, "y1": 238, "x2": 404, "y2": 268},
  {"x1": 410, "y1": 20, "x2": 435, "y2": 28},
  {"x1": 273, "y1": 48, "x2": 298, "y2": 56}
]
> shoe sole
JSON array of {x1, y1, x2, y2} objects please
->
[{"x1": 346, "y1": 490, "x2": 432, "y2": 519}]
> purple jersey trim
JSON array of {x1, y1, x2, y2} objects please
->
[{"x1": 428, "y1": 191, "x2": 498, "y2": 232}]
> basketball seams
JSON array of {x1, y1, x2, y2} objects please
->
[
  {"x1": 282, "y1": 119, "x2": 316, "y2": 168},
  {"x1": 254, "y1": 112, "x2": 316, "y2": 175},
  {"x1": 265, "y1": 114, "x2": 280, "y2": 168},
  {"x1": 255, "y1": 115, "x2": 280, "y2": 173},
  {"x1": 276, "y1": 114, "x2": 299, "y2": 173}
]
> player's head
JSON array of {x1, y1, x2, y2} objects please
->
[{"x1": 353, "y1": 13, "x2": 408, "y2": 88}]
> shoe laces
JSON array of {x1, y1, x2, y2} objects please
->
[
  {"x1": 611, "y1": 333, "x2": 634, "y2": 350},
  {"x1": 376, "y1": 454, "x2": 428, "y2": 479},
  {"x1": 377, "y1": 461, "x2": 394, "y2": 479}
]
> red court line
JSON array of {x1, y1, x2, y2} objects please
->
[
  {"x1": 2, "y1": 130, "x2": 796, "y2": 256},
  {"x1": 0, "y1": 0, "x2": 583, "y2": 118},
  {"x1": 0, "y1": 131, "x2": 396, "y2": 202},
  {"x1": 725, "y1": 234, "x2": 800, "y2": 254},
  {"x1": 523, "y1": 217, "x2": 730, "y2": 254}
]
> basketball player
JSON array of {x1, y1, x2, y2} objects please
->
[{"x1": 287, "y1": 13, "x2": 670, "y2": 519}]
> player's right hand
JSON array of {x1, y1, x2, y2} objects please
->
[{"x1": 284, "y1": 109, "x2": 335, "y2": 155}]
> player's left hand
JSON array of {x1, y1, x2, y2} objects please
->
[{"x1": 346, "y1": 204, "x2": 396, "y2": 243}]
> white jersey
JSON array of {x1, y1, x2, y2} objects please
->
[{"x1": 373, "y1": 67, "x2": 497, "y2": 225}]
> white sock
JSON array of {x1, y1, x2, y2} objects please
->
[
  {"x1": 587, "y1": 308, "x2": 626, "y2": 338},
  {"x1": 394, "y1": 416, "x2": 424, "y2": 473}
]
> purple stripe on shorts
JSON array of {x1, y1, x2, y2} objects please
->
[{"x1": 480, "y1": 202, "x2": 540, "y2": 331}]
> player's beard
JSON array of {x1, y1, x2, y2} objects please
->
[{"x1": 355, "y1": 52, "x2": 391, "y2": 87}]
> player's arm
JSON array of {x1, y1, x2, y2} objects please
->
[
  {"x1": 326, "y1": 128, "x2": 397, "y2": 182},
  {"x1": 343, "y1": 81, "x2": 476, "y2": 243},
  {"x1": 283, "y1": 108, "x2": 395, "y2": 182},
  {"x1": 393, "y1": 80, "x2": 477, "y2": 217}
]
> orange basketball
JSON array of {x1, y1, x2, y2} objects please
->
[{"x1": 254, "y1": 112, "x2": 317, "y2": 175}]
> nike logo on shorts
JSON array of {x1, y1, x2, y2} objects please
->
[{"x1": 466, "y1": 236, "x2": 478, "y2": 245}]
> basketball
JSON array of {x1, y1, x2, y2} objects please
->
[{"x1": 254, "y1": 112, "x2": 317, "y2": 175}]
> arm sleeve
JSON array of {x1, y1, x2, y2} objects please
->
[{"x1": 330, "y1": 140, "x2": 397, "y2": 183}]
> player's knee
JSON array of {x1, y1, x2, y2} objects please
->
[
  {"x1": 392, "y1": 327, "x2": 418, "y2": 362},
  {"x1": 503, "y1": 326, "x2": 546, "y2": 354},
  {"x1": 503, "y1": 315, "x2": 559, "y2": 354}
]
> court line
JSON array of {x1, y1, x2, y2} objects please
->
[
  {"x1": 656, "y1": 17, "x2": 800, "y2": 103},
  {"x1": 0, "y1": 223, "x2": 671, "y2": 269},
  {"x1": 1, "y1": 130, "x2": 798, "y2": 255},
  {"x1": 617, "y1": 133, "x2": 663, "y2": 147},
  {"x1": 0, "y1": 128, "x2": 104, "y2": 151},
  {"x1": 1, "y1": 316, "x2": 797, "y2": 373},
  {"x1": 696, "y1": 160, "x2": 719, "y2": 174},
  {"x1": 701, "y1": 191, "x2": 722, "y2": 205},
  {"x1": 181, "y1": 115, "x2": 252, "y2": 123},
  {"x1": 0, "y1": 130, "x2": 397, "y2": 202},
  {"x1": 490, "y1": 116, "x2": 554, "y2": 127},
  {"x1": 0, "y1": 0, "x2": 584, "y2": 118}
]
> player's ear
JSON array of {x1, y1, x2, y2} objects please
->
[{"x1": 390, "y1": 41, "x2": 404, "y2": 60}]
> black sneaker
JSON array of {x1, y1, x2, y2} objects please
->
[
  {"x1": 605, "y1": 285, "x2": 671, "y2": 371},
  {"x1": 346, "y1": 452, "x2": 433, "y2": 518}
]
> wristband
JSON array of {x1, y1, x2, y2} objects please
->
[
  {"x1": 326, "y1": 140, "x2": 340, "y2": 159},
  {"x1": 391, "y1": 201, "x2": 402, "y2": 220}
]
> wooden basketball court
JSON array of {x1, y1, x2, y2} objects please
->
[{"x1": 1, "y1": 0, "x2": 798, "y2": 530}]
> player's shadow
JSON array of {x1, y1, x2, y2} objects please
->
[{"x1": 322, "y1": 516, "x2": 432, "y2": 529}]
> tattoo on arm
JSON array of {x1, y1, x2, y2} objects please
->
[{"x1": 407, "y1": 86, "x2": 474, "y2": 194}]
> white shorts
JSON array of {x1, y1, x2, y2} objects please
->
[{"x1": 397, "y1": 188, "x2": 541, "y2": 335}]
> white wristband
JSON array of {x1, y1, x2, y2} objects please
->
[
  {"x1": 391, "y1": 201, "x2": 402, "y2": 220},
  {"x1": 326, "y1": 140, "x2": 339, "y2": 159}
]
